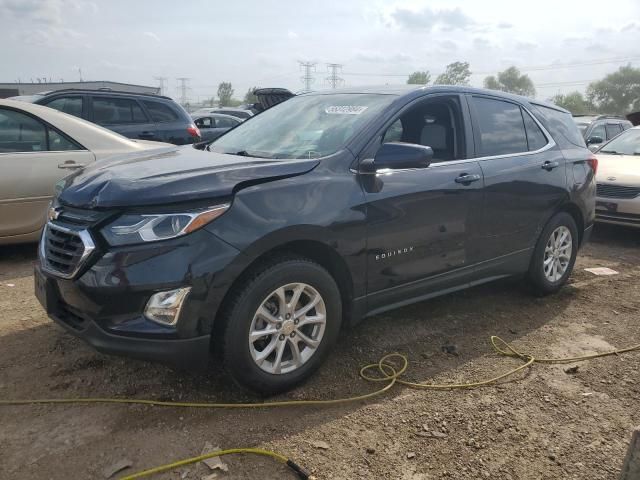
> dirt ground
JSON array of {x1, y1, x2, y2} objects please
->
[{"x1": 1, "y1": 224, "x2": 639, "y2": 480}]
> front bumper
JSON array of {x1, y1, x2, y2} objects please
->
[
  {"x1": 35, "y1": 227, "x2": 242, "y2": 369},
  {"x1": 595, "y1": 196, "x2": 640, "y2": 228}
]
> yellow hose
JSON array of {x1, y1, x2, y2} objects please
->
[{"x1": 2, "y1": 335, "x2": 639, "y2": 479}]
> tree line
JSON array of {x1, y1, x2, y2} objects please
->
[{"x1": 407, "y1": 62, "x2": 640, "y2": 115}]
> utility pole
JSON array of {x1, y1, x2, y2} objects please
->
[
  {"x1": 325, "y1": 63, "x2": 344, "y2": 89},
  {"x1": 299, "y1": 61, "x2": 317, "y2": 91},
  {"x1": 78, "y1": 68, "x2": 83, "y2": 82},
  {"x1": 176, "y1": 77, "x2": 191, "y2": 106},
  {"x1": 154, "y1": 76, "x2": 168, "y2": 96}
]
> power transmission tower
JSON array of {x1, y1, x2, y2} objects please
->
[
  {"x1": 325, "y1": 63, "x2": 344, "y2": 89},
  {"x1": 176, "y1": 77, "x2": 191, "y2": 105},
  {"x1": 299, "y1": 61, "x2": 317, "y2": 91},
  {"x1": 154, "y1": 76, "x2": 168, "y2": 96}
]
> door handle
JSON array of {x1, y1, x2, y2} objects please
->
[
  {"x1": 139, "y1": 131, "x2": 156, "y2": 138},
  {"x1": 541, "y1": 160, "x2": 559, "y2": 171},
  {"x1": 57, "y1": 161, "x2": 85, "y2": 170},
  {"x1": 455, "y1": 173, "x2": 481, "y2": 184}
]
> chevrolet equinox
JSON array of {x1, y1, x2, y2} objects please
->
[{"x1": 35, "y1": 86, "x2": 596, "y2": 394}]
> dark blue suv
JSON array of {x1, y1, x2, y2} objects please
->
[
  {"x1": 17, "y1": 89, "x2": 200, "y2": 145},
  {"x1": 35, "y1": 86, "x2": 596, "y2": 394}
]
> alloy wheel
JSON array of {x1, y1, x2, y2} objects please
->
[
  {"x1": 248, "y1": 283, "x2": 327, "y2": 374},
  {"x1": 543, "y1": 225, "x2": 572, "y2": 282}
]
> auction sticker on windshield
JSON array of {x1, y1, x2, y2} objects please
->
[{"x1": 325, "y1": 106, "x2": 368, "y2": 115}]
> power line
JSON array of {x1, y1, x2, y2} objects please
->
[
  {"x1": 176, "y1": 77, "x2": 191, "y2": 105},
  {"x1": 339, "y1": 55, "x2": 640, "y2": 79},
  {"x1": 299, "y1": 61, "x2": 317, "y2": 91},
  {"x1": 325, "y1": 63, "x2": 344, "y2": 89},
  {"x1": 154, "y1": 76, "x2": 168, "y2": 96}
]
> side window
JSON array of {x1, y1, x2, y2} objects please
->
[
  {"x1": 142, "y1": 100, "x2": 180, "y2": 123},
  {"x1": 382, "y1": 119, "x2": 403, "y2": 143},
  {"x1": 48, "y1": 129, "x2": 81, "y2": 151},
  {"x1": 521, "y1": 109, "x2": 548, "y2": 151},
  {"x1": 0, "y1": 108, "x2": 81, "y2": 152},
  {"x1": 0, "y1": 108, "x2": 47, "y2": 152},
  {"x1": 472, "y1": 97, "x2": 527, "y2": 156},
  {"x1": 44, "y1": 96, "x2": 84, "y2": 118},
  {"x1": 590, "y1": 124, "x2": 606, "y2": 141},
  {"x1": 216, "y1": 116, "x2": 239, "y2": 128},
  {"x1": 375, "y1": 96, "x2": 464, "y2": 162},
  {"x1": 92, "y1": 97, "x2": 149, "y2": 125},
  {"x1": 194, "y1": 117, "x2": 212, "y2": 129},
  {"x1": 605, "y1": 124, "x2": 622, "y2": 140}
]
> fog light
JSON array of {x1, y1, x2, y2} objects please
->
[{"x1": 144, "y1": 287, "x2": 191, "y2": 326}]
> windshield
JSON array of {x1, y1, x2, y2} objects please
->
[
  {"x1": 209, "y1": 93, "x2": 395, "y2": 159},
  {"x1": 599, "y1": 129, "x2": 640, "y2": 155}
]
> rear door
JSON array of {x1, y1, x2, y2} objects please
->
[
  {"x1": 90, "y1": 95, "x2": 157, "y2": 140},
  {"x1": 468, "y1": 95, "x2": 567, "y2": 264},
  {"x1": 0, "y1": 107, "x2": 94, "y2": 238},
  {"x1": 40, "y1": 95, "x2": 87, "y2": 120}
]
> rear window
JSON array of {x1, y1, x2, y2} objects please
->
[
  {"x1": 532, "y1": 105, "x2": 586, "y2": 148},
  {"x1": 471, "y1": 97, "x2": 528, "y2": 156},
  {"x1": 143, "y1": 100, "x2": 180, "y2": 123},
  {"x1": 216, "y1": 116, "x2": 239, "y2": 128}
]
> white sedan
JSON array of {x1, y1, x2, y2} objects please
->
[{"x1": 0, "y1": 99, "x2": 171, "y2": 245}]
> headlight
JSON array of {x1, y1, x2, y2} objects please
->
[{"x1": 101, "y1": 204, "x2": 229, "y2": 246}]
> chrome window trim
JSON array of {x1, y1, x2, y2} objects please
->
[
  {"x1": 40, "y1": 222, "x2": 96, "y2": 279},
  {"x1": 351, "y1": 101, "x2": 557, "y2": 176}
]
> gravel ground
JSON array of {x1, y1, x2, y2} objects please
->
[{"x1": 0, "y1": 223, "x2": 639, "y2": 480}]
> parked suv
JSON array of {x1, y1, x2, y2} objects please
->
[
  {"x1": 573, "y1": 114, "x2": 633, "y2": 151},
  {"x1": 35, "y1": 86, "x2": 596, "y2": 394},
  {"x1": 13, "y1": 89, "x2": 200, "y2": 145}
]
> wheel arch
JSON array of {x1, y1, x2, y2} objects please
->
[
  {"x1": 557, "y1": 202, "x2": 585, "y2": 244},
  {"x1": 210, "y1": 238, "x2": 356, "y2": 354}
]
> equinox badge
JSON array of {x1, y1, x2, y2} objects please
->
[{"x1": 376, "y1": 246, "x2": 414, "y2": 261}]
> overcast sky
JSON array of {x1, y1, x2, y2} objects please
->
[{"x1": 2, "y1": 0, "x2": 640, "y2": 102}]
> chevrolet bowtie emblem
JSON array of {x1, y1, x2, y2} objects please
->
[{"x1": 47, "y1": 207, "x2": 61, "y2": 222}]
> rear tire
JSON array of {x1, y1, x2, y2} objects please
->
[
  {"x1": 220, "y1": 256, "x2": 342, "y2": 395},
  {"x1": 527, "y1": 212, "x2": 578, "y2": 295}
]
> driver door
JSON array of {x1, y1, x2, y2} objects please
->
[{"x1": 360, "y1": 95, "x2": 484, "y2": 312}]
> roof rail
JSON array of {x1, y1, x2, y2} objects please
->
[
  {"x1": 37, "y1": 88, "x2": 171, "y2": 100},
  {"x1": 573, "y1": 113, "x2": 628, "y2": 120}
]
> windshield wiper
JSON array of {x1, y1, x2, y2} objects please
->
[
  {"x1": 231, "y1": 150, "x2": 267, "y2": 158},
  {"x1": 599, "y1": 150, "x2": 622, "y2": 155}
]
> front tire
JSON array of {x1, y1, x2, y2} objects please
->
[
  {"x1": 221, "y1": 256, "x2": 342, "y2": 395},
  {"x1": 527, "y1": 212, "x2": 578, "y2": 295}
]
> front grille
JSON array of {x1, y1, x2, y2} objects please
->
[
  {"x1": 596, "y1": 183, "x2": 640, "y2": 199},
  {"x1": 41, "y1": 223, "x2": 95, "y2": 278}
]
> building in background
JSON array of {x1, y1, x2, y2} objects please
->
[{"x1": 0, "y1": 81, "x2": 160, "y2": 99}]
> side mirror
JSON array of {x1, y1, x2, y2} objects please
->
[
  {"x1": 363, "y1": 142, "x2": 433, "y2": 173},
  {"x1": 587, "y1": 135, "x2": 603, "y2": 145}
]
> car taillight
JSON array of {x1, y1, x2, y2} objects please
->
[
  {"x1": 187, "y1": 124, "x2": 201, "y2": 138},
  {"x1": 587, "y1": 155, "x2": 598, "y2": 175}
]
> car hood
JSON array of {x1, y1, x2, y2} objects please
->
[
  {"x1": 58, "y1": 145, "x2": 320, "y2": 209},
  {"x1": 595, "y1": 153, "x2": 640, "y2": 186}
]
